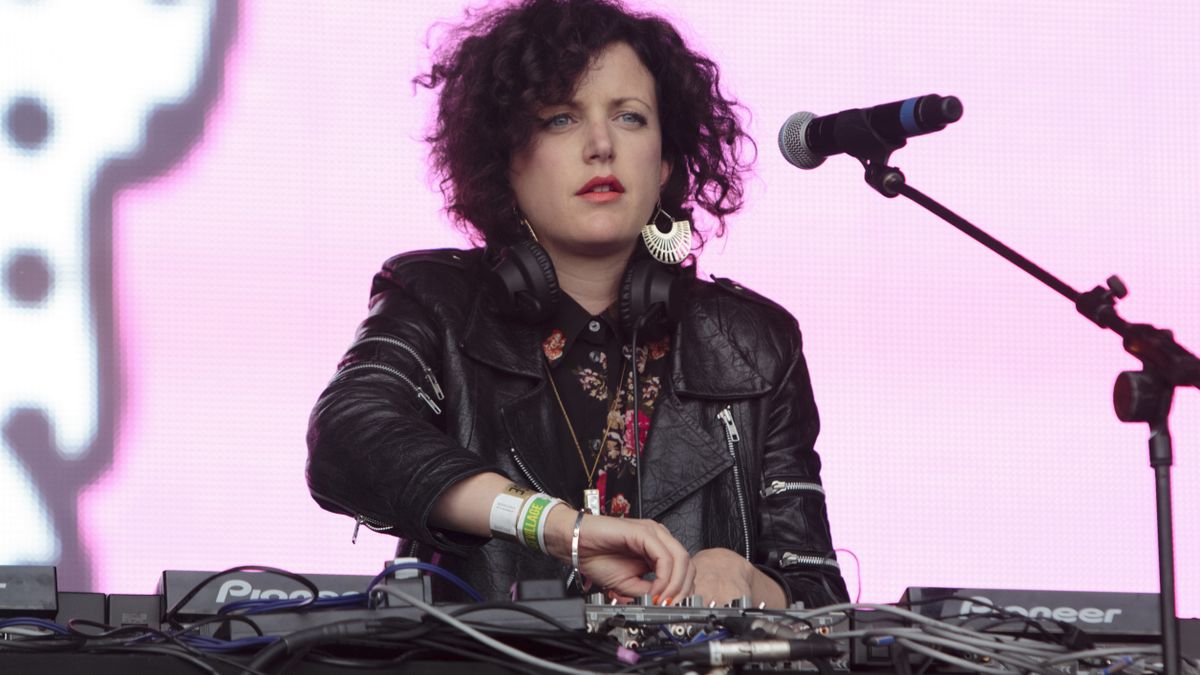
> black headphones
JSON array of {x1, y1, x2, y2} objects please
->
[{"x1": 484, "y1": 239, "x2": 688, "y2": 333}]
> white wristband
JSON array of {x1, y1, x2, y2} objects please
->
[
  {"x1": 488, "y1": 484, "x2": 535, "y2": 541},
  {"x1": 535, "y1": 499, "x2": 566, "y2": 554},
  {"x1": 516, "y1": 494, "x2": 563, "y2": 553}
]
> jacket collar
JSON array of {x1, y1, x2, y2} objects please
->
[
  {"x1": 461, "y1": 286, "x2": 545, "y2": 379},
  {"x1": 462, "y1": 282, "x2": 772, "y2": 397},
  {"x1": 669, "y1": 295, "x2": 772, "y2": 398}
]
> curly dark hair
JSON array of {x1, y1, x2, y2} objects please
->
[{"x1": 416, "y1": 0, "x2": 754, "y2": 251}]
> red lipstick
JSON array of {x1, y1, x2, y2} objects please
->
[{"x1": 576, "y1": 176, "x2": 625, "y2": 199}]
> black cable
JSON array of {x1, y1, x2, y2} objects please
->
[
  {"x1": 616, "y1": 651, "x2": 677, "y2": 673},
  {"x1": 356, "y1": 615, "x2": 434, "y2": 638},
  {"x1": 429, "y1": 605, "x2": 626, "y2": 665},
  {"x1": 193, "y1": 652, "x2": 273, "y2": 675},
  {"x1": 302, "y1": 651, "x2": 398, "y2": 670},
  {"x1": 521, "y1": 635, "x2": 618, "y2": 661},
  {"x1": 629, "y1": 308, "x2": 657, "y2": 520},
  {"x1": 0, "y1": 634, "x2": 87, "y2": 653},
  {"x1": 894, "y1": 593, "x2": 1083, "y2": 648},
  {"x1": 408, "y1": 634, "x2": 557, "y2": 672},
  {"x1": 457, "y1": 626, "x2": 620, "y2": 662},
  {"x1": 79, "y1": 623, "x2": 275, "y2": 675},
  {"x1": 450, "y1": 600, "x2": 579, "y2": 634},
  {"x1": 243, "y1": 618, "x2": 375, "y2": 674},
  {"x1": 814, "y1": 657, "x2": 838, "y2": 675},
  {"x1": 81, "y1": 629, "x2": 260, "y2": 675},
  {"x1": 64, "y1": 611, "x2": 268, "y2": 665},
  {"x1": 161, "y1": 565, "x2": 321, "y2": 629},
  {"x1": 102, "y1": 643, "x2": 222, "y2": 675},
  {"x1": 971, "y1": 615, "x2": 1064, "y2": 644},
  {"x1": 624, "y1": 305, "x2": 662, "y2": 521},
  {"x1": 415, "y1": 626, "x2": 587, "y2": 663},
  {"x1": 174, "y1": 612, "x2": 266, "y2": 638},
  {"x1": 64, "y1": 617, "x2": 133, "y2": 638},
  {"x1": 417, "y1": 620, "x2": 629, "y2": 671}
]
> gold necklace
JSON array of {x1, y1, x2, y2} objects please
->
[{"x1": 544, "y1": 358, "x2": 629, "y2": 515}]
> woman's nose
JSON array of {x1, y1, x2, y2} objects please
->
[{"x1": 583, "y1": 119, "x2": 614, "y2": 162}]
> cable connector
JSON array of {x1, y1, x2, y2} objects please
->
[
  {"x1": 676, "y1": 635, "x2": 841, "y2": 665},
  {"x1": 387, "y1": 557, "x2": 420, "y2": 580}
]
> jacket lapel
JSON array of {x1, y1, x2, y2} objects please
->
[
  {"x1": 640, "y1": 294, "x2": 774, "y2": 518},
  {"x1": 460, "y1": 286, "x2": 544, "y2": 379},
  {"x1": 639, "y1": 388, "x2": 731, "y2": 520},
  {"x1": 500, "y1": 382, "x2": 579, "y2": 502},
  {"x1": 462, "y1": 291, "x2": 580, "y2": 500}
]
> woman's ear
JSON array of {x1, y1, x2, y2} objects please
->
[{"x1": 659, "y1": 159, "x2": 671, "y2": 188}]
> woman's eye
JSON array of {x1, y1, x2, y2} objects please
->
[
  {"x1": 618, "y1": 112, "x2": 647, "y2": 125},
  {"x1": 542, "y1": 113, "x2": 572, "y2": 128}
]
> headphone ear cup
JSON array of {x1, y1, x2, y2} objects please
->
[
  {"x1": 619, "y1": 259, "x2": 686, "y2": 334},
  {"x1": 485, "y1": 240, "x2": 560, "y2": 323}
]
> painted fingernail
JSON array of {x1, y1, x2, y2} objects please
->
[
  {"x1": 652, "y1": 594, "x2": 661, "y2": 604},
  {"x1": 662, "y1": 596, "x2": 673, "y2": 606}
]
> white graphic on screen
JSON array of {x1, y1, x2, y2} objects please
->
[{"x1": 0, "y1": 1, "x2": 216, "y2": 563}]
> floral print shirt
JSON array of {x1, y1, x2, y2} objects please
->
[{"x1": 541, "y1": 297, "x2": 670, "y2": 518}]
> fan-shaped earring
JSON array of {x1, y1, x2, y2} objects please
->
[{"x1": 641, "y1": 205, "x2": 692, "y2": 265}]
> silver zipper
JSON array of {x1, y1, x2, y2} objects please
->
[
  {"x1": 349, "y1": 336, "x2": 444, "y2": 400},
  {"x1": 717, "y1": 406, "x2": 752, "y2": 561},
  {"x1": 351, "y1": 513, "x2": 395, "y2": 544},
  {"x1": 761, "y1": 480, "x2": 825, "y2": 498},
  {"x1": 394, "y1": 538, "x2": 421, "y2": 559},
  {"x1": 332, "y1": 362, "x2": 441, "y2": 414},
  {"x1": 311, "y1": 488, "x2": 396, "y2": 543},
  {"x1": 510, "y1": 447, "x2": 582, "y2": 589},
  {"x1": 508, "y1": 447, "x2": 546, "y2": 492},
  {"x1": 780, "y1": 551, "x2": 841, "y2": 571}
]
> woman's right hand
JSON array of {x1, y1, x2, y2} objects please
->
[{"x1": 544, "y1": 506, "x2": 695, "y2": 603}]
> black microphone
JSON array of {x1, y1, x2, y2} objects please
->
[{"x1": 778, "y1": 94, "x2": 962, "y2": 169}]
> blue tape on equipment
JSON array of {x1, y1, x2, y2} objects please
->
[{"x1": 899, "y1": 97, "x2": 920, "y2": 135}]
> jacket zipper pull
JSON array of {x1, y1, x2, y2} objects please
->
[
  {"x1": 352, "y1": 514, "x2": 364, "y2": 545},
  {"x1": 425, "y1": 370, "x2": 445, "y2": 400},
  {"x1": 717, "y1": 407, "x2": 740, "y2": 443},
  {"x1": 762, "y1": 480, "x2": 784, "y2": 497},
  {"x1": 761, "y1": 480, "x2": 826, "y2": 498},
  {"x1": 418, "y1": 390, "x2": 442, "y2": 415}
]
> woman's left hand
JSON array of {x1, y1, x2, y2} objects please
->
[{"x1": 691, "y1": 547, "x2": 787, "y2": 608}]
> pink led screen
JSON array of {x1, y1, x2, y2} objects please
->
[{"x1": 1, "y1": 1, "x2": 1196, "y2": 615}]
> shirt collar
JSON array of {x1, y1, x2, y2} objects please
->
[{"x1": 540, "y1": 295, "x2": 620, "y2": 368}]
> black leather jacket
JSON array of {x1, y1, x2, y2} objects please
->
[{"x1": 306, "y1": 248, "x2": 849, "y2": 606}]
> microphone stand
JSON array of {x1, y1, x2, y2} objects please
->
[{"x1": 835, "y1": 112, "x2": 1195, "y2": 675}]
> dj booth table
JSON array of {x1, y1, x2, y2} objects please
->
[{"x1": 1, "y1": 565, "x2": 1196, "y2": 673}]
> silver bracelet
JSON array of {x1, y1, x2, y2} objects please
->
[{"x1": 570, "y1": 510, "x2": 586, "y2": 571}]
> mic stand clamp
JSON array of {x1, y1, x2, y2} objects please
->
[
  {"x1": 864, "y1": 161, "x2": 905, "y2": 199},
  {"x1": 829, "y1": 107, "x2": 907, "y2": 198},
  {"x1": 849, "y1": 157, "x2": 1197, "y2": 675}
]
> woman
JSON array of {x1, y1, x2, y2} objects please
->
[{"x1": 307, "y1": 0, "x2": 848, "y2": 608}]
